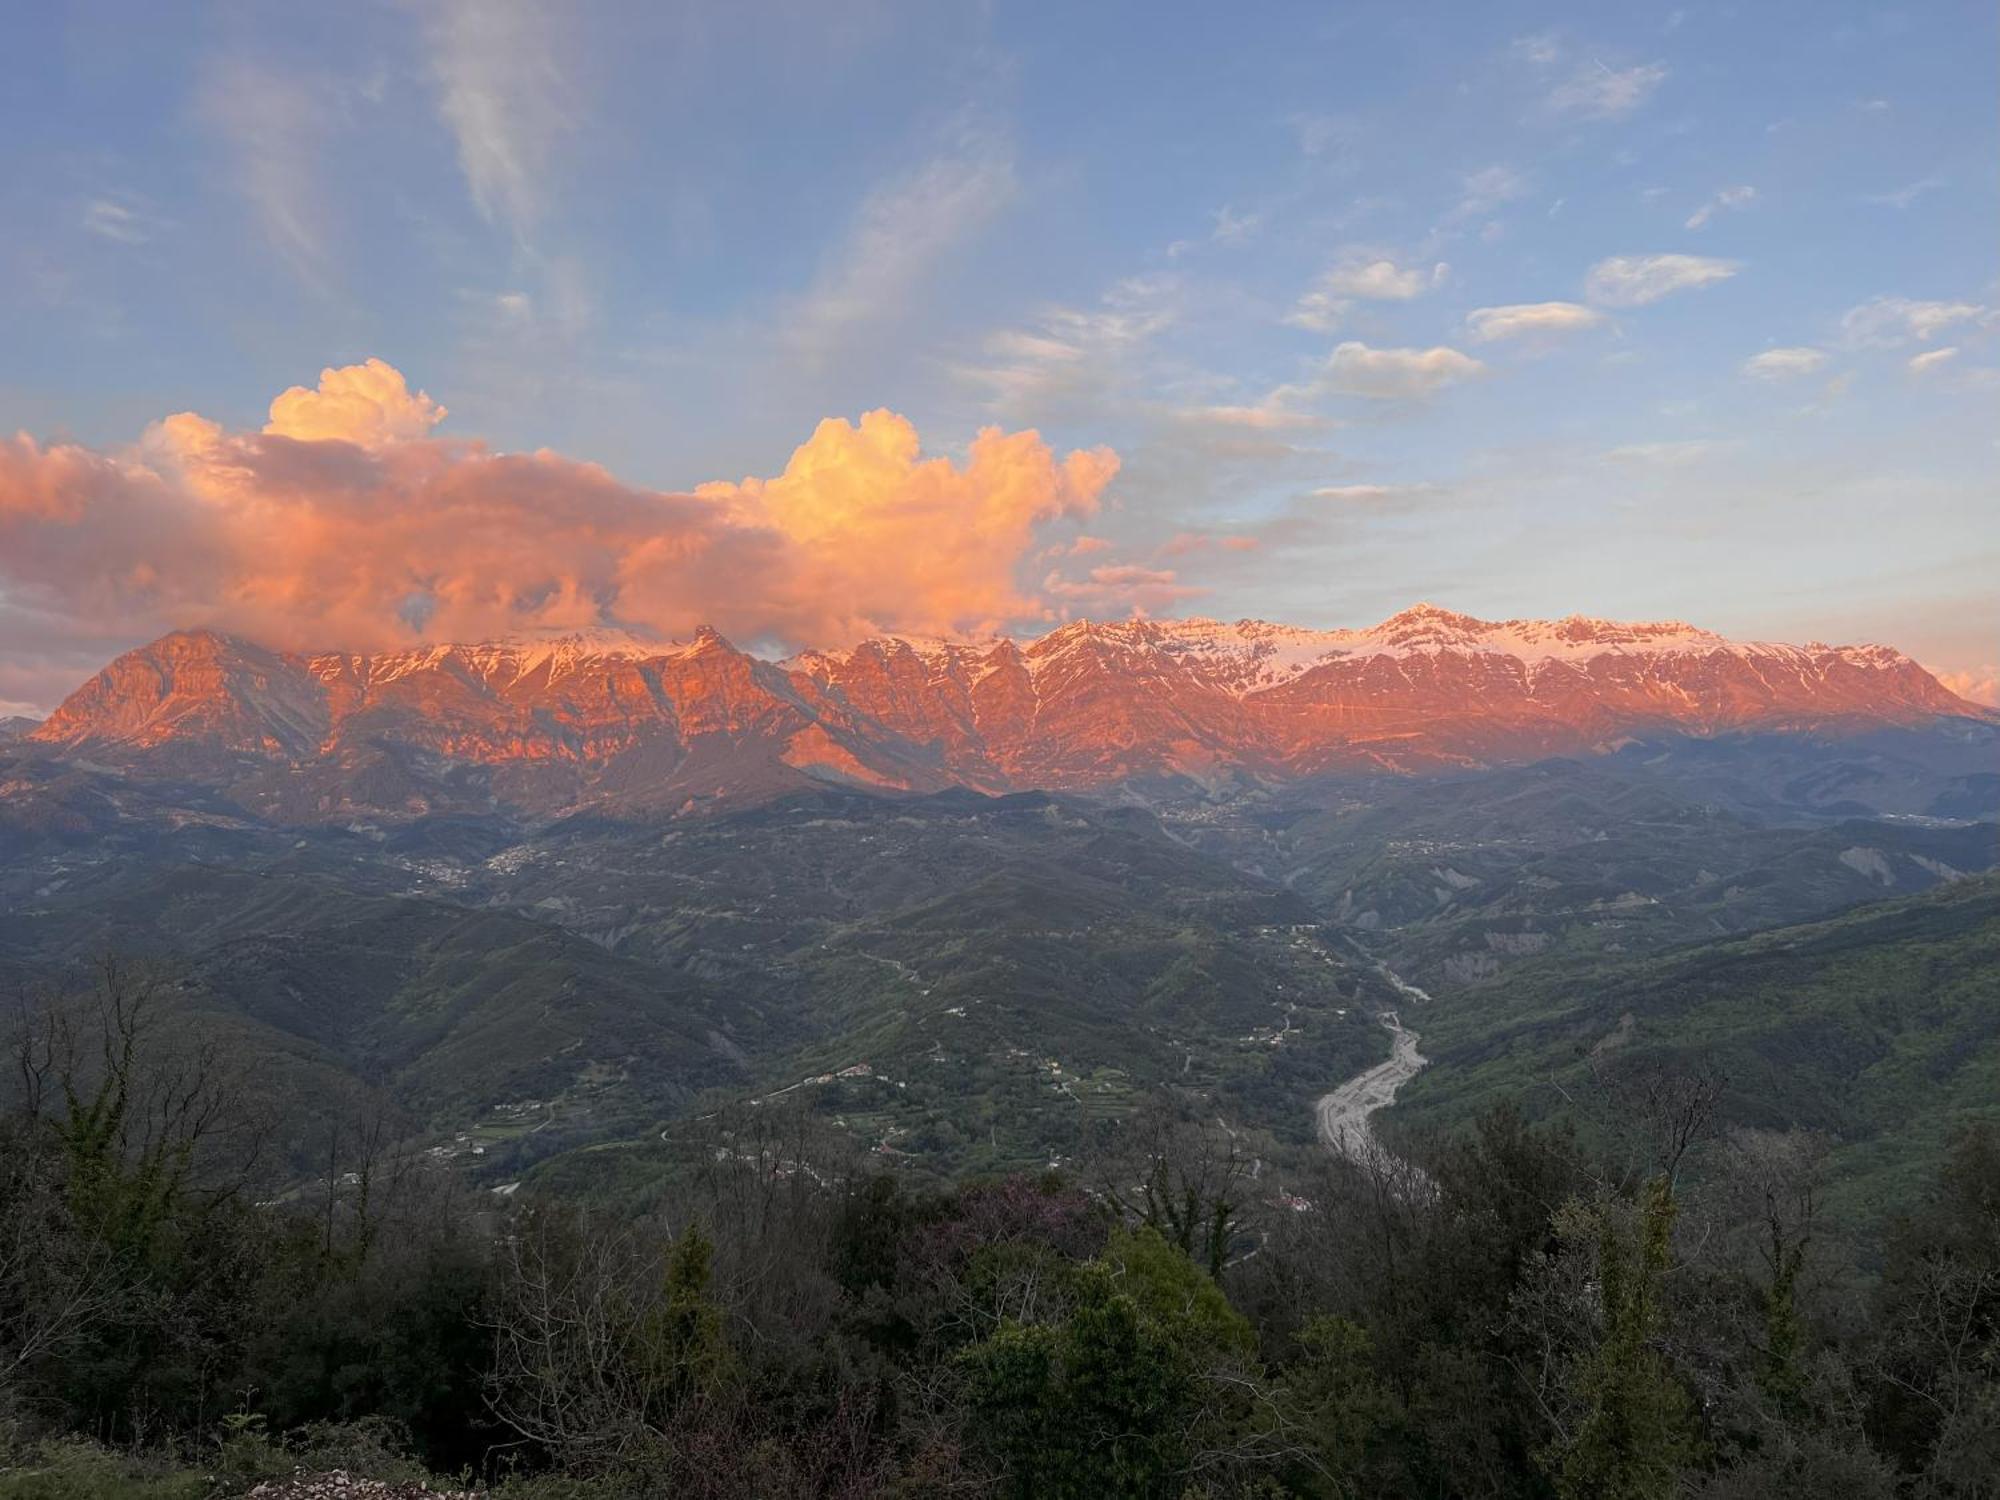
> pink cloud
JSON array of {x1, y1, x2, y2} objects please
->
[
  {"x1": 1933, "y1": 665, "x2": 2000, "y2": 708},
  {"x1": 0, "y1": 360, "x2": 1120, "y2": 656}
]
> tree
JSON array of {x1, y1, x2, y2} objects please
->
[
  {"x1": 1543, "y1": 1178, "x2": 1701, "y2": 1500},
  {"x1": 1869, "y1": 1125, "x2": 2000, "y2": 1495},
  {"x1": 959, "y1": 1226, "x2": 1265, "y2": 1498}
]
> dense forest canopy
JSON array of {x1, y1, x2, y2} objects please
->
[{"x1": 2, "y1": 959, "x2": 1996, "y2": 1498}]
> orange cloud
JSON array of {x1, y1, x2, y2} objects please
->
[
  {"x1": 1934, "y1": 665, "x2": 1999, "y2": 708},
  {"x1": 264, "y1": 358, "x2": 448, "y2": 446},
  {"x1": 1041, "y1": 562, "x2": 1205, "y2": 616},
  {"x1": 0, "y1": 360, "x2": 1119, "y2": 654}
]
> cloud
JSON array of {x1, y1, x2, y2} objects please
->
[
  {"x1": 1210, "y1": 205, "x2": 1263, "y2": 246},
  {"x1": 426, "y1": 0, "x2": 574, "y2": 236},
  {"x1": 1179, "y1": 403, "x2": 1323, "y2": 431},
  {"x1": 198, "y1": 57, "x2": 334, "y2": 287},
  {"x1": 788, "y1": 129, "x2": 1017, "y2": 370},
  {"x1": 956, "y1": 274, "x2": 1174, "y2": 418},
  {"x1": 1158, "y1": 531, "x2": 1260, "y2": 557},
  {"x1": 1933, "y1": 665, "x2": 1999, "y2": 708},
  {"x1": 1510, "y1": 32, "x2": 1564, "y2": 67},
  {"x1": 1309, "y1": 483, "x2": 1427, "y2": 504},
  {"x1": 1863, "y1": 176, "x2": 1944, "y2": 210},
  {"x1": 1603, "y1": 440, "x2": 1723, "y2": 466},
  {"x1": 1315, "y1": 341, "x2": 1484, "y2": 400},
  {"x1": 1321, "y1": 258, "x2": 1434, "y2": 300},
  {"x1": 1040, "y1": 562, "x2": 1204, "y2": 615},
  {"x1": 1547, "y1": 60, "x2": 1668, "y2": 118},
  {"x1": 1741, "y1": 347, "x2": 1828, "y2": 381},
  {"x1": 1907, "y1": 347, "x2": 1959, "y2": 375},
  {"x1": 0, "y1": 360, "x2": 1120, "y2": 656},
  {"x1": 263, "y1": 360, "x2": 448, "y2": 446},
  {"x1": 1511, "y1": 32, "x2": 1667, "y2": 119},
  {"x1": 1585, "y1": 253, "x2": 1741, "y2": 307},
  {"x1": 1840, "y1": 296, "x2": 1991, "y2": 348},
  {"x1": 81, "y1": 195, "x2": 166, "y2": 246},
  {"x1": 1685, "y1": 184, "x2": 1756, "y2": 230},
  {"x1": 1465, "y1": 301, "x2": 1607, "y2": 342},
  {"x1": 1287, "y1": 255, "x2": 1443, "y2": 332},
  {"x1": 1454, "y1": 165, "x2": 1528, "y2": 219}
]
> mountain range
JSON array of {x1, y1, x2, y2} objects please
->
[{"x1": 16, "y1": 604, "x2": 1988, "y2": 822}]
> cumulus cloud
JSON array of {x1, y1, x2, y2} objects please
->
[
  {"x1": 1465, "y1": 301, "x2": 1607, "y2": 342},
  {"x1": 1585, "y1": 253, "x2": 1740, "y2": 307},
  {"x1": 1315, "y1": 342, "x2": 1484, "y2": 399},
  {"x1": 1685, "y1": 184, "x2": 1756, "y2": 230},
  {"x1": 0, "y1": 360, "x2": 1120, "y2": 656},
  {"x1": 1741, "y1": 347, "x2": 1828, "y2": 380},
  {"x1": 1840, "y1": 296, "x2": 1991, "y2": 348},
  {"x1": 264, "y1": 360, "x2": 448, "y2": 446}
]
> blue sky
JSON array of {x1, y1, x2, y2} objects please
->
[{"x1": 1, "y1": 0, "x2": 1994, "y2": 710}]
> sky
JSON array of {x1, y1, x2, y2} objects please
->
[{"x1": 1, "y1": 0, "x2": 1995, "y2": 715}]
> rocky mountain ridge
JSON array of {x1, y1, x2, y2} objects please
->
[{"x1": 20, "y1": 605, "x2": 1988, "y2": 821}]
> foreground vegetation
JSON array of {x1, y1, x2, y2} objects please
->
[{"x1": 3, "y1": 961, "x2": 1997, "y2": 1497}]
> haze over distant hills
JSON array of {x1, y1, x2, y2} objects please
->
[{"x1": 18, "y1": 603, "x2": 1989, "y2": 823}]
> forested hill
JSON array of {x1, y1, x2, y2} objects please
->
[{"x1": 1386, "y1": 871, "x2": 2000, "y2": 1223}]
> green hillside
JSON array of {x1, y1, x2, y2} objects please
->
[{"x1": 1385, "y1": 871, "x2": 2000, "y2": 1223}]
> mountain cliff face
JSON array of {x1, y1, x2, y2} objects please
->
[{"x1": 21, "y1": 605, "x2": 1986, "y2": 820}]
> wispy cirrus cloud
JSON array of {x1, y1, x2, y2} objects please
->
[
  {"x1": 1863, "y1": 175, "x2": 1944, "y2": 210},
  {"x1": 81, "y1": 194, "x2": 170, "y2": 246},
  {"x1": 1512, "y1": 34, "x2": 1668, "y2": 120},
  {"x1": 1602, "y1": 439, "x2": 1726, "y2": 466},
  {"x1": 1685, "y1": 184, "x2": 1756, "y2": 230},
  {"x1": 1453, "y1": 165, "x2": 1529, "y2": 221},
  {"x1": 1547, "y1": 59, "x2": 1668, "y2": 119},
  {"x1": 426, "y1": 0, "x2": 575, "y2": 238},
  {"x1": 1585, "y1": 254, "x2": 1740, "y2": 307},
  {"x1": 955, "y1": 274, "x2": 1173, "y2": 420},
  {"x1": 198, "y1": 56, "x2": 337, "y2": 289},
  {"x1": 787, "y1": 127, "x2": 1018, "y2": 372}
]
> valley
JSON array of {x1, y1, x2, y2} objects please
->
[
  {"x1": 1, "y1": 611, "x2": 1994, "y2": 1223},
  {"x1": 2, "y1": 694, "x2": 1992, "y2": 1227}
]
